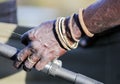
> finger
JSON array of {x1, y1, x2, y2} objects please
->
[
  {"x1": 35, "y1": 46, "x2": 61, "y2": 71},
  {"x1": 23, "y1": 41, "x2": 44, "y2": 71},
  {"x1": 23, "y1": 53, "x2": 41, "y2": 71},
  {"x1": 35, "y1": 54, "x2": 55, "y2": 71},
  {"x1": 14, "y1": 46, "x2": 32, "y2": 69}
]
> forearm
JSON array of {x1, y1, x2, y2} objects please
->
[
  {"x1": 13, "y1": 0, "x2": 120, "y2": 71},
  {"x1": 83, "y1": 0, "x2": 120, "y2": 34},
  {"x1": 63, "y1": 0, "x2": 120, "y2": 42},
  {"x1": 56, "y1": 0, "x2": 120, "y2": 49}
]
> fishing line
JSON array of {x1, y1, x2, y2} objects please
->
[
  {"x1": 11, "y1": 31, "x2": 22, "y2": 37},
  {"x1": 2, "y1": 29, "x2": 22, "y2": 38}
]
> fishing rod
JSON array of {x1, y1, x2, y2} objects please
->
[{"x1": 0, "y1": 42, "x2": 103, "y2": 84}]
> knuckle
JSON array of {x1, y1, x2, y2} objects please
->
[
  {"x1": 28, "y1": 29, "x2": 38, "y2": 40},
  {"x1": 17, "y1": 53, "x2": 24, "y2": 61},
  {"x1": 31, "y1": 41, "x2": 39, "y2": 48},
  {"x1": 30, "y1": 41, "x2": 41, "y2": 52}
]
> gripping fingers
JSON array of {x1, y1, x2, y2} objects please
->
[
  {"x1": 35, "y1": 54, "x2": 55, "y2": 71},
  {"x1": 14, "y1": 47, "x2": 32, "y2": 69},
  {"x1": 23, "y1": 54, "x2": 41, "y2": 71}
]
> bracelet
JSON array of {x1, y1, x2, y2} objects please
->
[
  {"x1": 55, "y1": 17, "x2": 71, "y2": 50},
  {"x1": 61, "y1": 17, "x2": 78, "y2": 49},
  {"x1": 58, "y1": 17, "x2": 71, "y2": 50},
  {"x1": 55, "y1": 17, "x2": 79, "y2": 50},
  {"x1": 78, "y1": 8, "x2": 94, "y2": 37},
  {"x1": 68, "y1": 13, "x2": 80, "y2": 42}
]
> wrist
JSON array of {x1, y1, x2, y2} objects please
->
[
  {"x1": 53, "y1": 13, "x2": 83, "y2": 50},
  {"x1": 65, "y1": 14, "x2": 82, "y2": 42}
]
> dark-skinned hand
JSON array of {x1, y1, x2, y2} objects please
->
[{"x1": 14, "y1": 21, "x2": 66, "y2": 71}]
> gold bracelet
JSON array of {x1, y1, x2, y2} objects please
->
[
  {"x1": 69, "y1": 13, "x2": 80, "y2": 42},
  {"x1": 78, "y1": 8, "x2": 94, "y2": 37},
  {"x1": 55, "y1": 17, "x2": 79, "y2": 50},
  {"x1": 58, "y1": 17, "x2": 71, "y2": 50},
  {"x1": 61, "y1": 18, "x2": 78, "y2": 49},
  {"x1": 56, "y1": 17, "x2": 71, "y2": 50}
]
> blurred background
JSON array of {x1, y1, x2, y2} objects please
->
[
  {"x1": 2, "y1": 0, "x2": 120, "y2": 84},
  {"x1": 17, "y1": 0, "x2": 95, "y2": 26},
  {"x1": 0, "y1": 0, "x2": 97, "y2": 84}
]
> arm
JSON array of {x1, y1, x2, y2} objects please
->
[
  {"x1": 14, "y1": 0, "x2": 120, "y2": 71},
  {"x1": 83, "y1": 0, "x2": 120, "y2": 33}
]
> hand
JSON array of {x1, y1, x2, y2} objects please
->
[{"x1": 14, "y1": 21, "x2": 66, "y2": 71}]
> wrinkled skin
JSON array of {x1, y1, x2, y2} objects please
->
[
  {"x1": 14, "y1": 0, "x2": 120, "y2": 71},
  {"x1": 14, "y1": 21, "x2": 66, "y2": 71}
]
